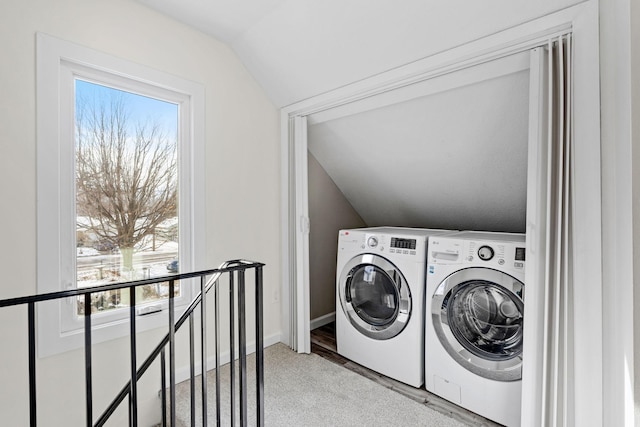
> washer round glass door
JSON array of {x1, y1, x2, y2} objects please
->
[
  {"x1": 338, "y1": 254, "x2": 411, "y2": 340},
  {"x1": 431, "y1": 267, "x2": 524, "y2": 381}
]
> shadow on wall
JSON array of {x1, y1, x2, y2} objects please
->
[{"x1": 308, "y1": 152, "x2": 366, "y2": 322}]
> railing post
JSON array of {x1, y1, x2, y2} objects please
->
[
  {"x1": 160, "y1": 349, "x2": 167, "y2": 427},
  {"x1": 129, "y1": 286, "x2": 138, "y2": 427},
  {"x1": 84, "y1": 294, "x2": 93, "y2": 427},
  {"x1": 215, "y1": 278, "x2": 221, "y2": 426},
  {"x1": 200, "y1": 275, "x2": 208, "y2": 427},
  {"x1": 229, "y1": 271, "x2": 236, "y2": 427},
  {"x1": 238, "y1": 269, "x2": 247, "y2": 427},
  {"x1": 189, "y1": 313, "x2": 195, "y2": 427},
  {"x1": 28, "y1": 302, "x2": 37, "y2": 427},
  {"x1": 255, "y1": 266, "x2": 264, "y2": 427},
  {"x1": 169, "y1": 280, "x2": 176, "y2": 427}
]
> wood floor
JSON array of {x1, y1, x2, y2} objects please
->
[{"x1": 310, "y1": 322, "x2": 502, "y2": 427}]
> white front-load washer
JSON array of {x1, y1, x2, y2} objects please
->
[
  {"x1": 336, "y1": 226, "x2": 454, "y2": 388},
  {"x1": 425, "y1": 231, "x2": 525, "y2": 427}
]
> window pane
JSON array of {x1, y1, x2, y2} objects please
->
[{"x1": 75, "y1": 79, "x2": 180, "y2": 314}]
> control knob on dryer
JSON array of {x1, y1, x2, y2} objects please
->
[{"x1": 367, "y1": 236, "x2": 379, "y2": 248}]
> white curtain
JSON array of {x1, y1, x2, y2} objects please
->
[{"x1": 523, "y1": 34, "x2": 574, "y2": 427}]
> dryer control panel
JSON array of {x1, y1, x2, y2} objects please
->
[
  {"x1": 364, "y1": 233, "x2": 420, "y2": 256},
  {"x1": 338, "y1": 229, "x2": 424, "y2": 257},
  {"x1": 388, "y1": 237, "x2": 418, "y2": 256}
]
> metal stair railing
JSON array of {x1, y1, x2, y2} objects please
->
[{"x1": 0, "y1": 259, "x2": 265, "y2": 427}]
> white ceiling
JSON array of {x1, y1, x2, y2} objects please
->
[
  {"x1": 132, "y1": 0, "x2": 570, "y2": 233},
  {"x1": 135, "y1": 0, "x2": 289, "y2": 44},
  {"x1": 135, "y1": 0, "x2": 581, "y2": 107},
  {"x1": 308, "y1": 67, "x2": 530, "y2": 233}
]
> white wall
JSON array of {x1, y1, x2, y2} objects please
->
[{"x1": 0, "y1": 0, "x2": 281, "y2": 425}]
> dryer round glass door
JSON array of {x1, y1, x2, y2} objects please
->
[
  {"x1": 431, "y1": 267, "x2": 524, "y2": 382},
  {"x1": 338, "y1": 254, "x2": 411, "y2": 340}
]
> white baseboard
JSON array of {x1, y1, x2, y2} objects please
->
[
  {"x1": 310, "y1": 311, "x2": 335, "y2": 330},
  {"x1": 174, "y1": 332, "x2": 282, "y2": 384}
]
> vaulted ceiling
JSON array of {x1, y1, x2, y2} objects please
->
[
  {"x1": 135, "y1": 0, "x2": 582, "y2": 107},
  {"x1": 134, "y1": 0, "x2": 581, "y2": 233}
]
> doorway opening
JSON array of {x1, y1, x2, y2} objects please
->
[{"x1": 281, "y1": 2, "x2": 601, "y2": 424}]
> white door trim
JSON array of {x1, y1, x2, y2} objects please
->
[{"x1": 598, "y1": 0, "x2": 635, "y2": 425}]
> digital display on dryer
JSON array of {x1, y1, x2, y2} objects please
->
[
  {"x1": 515, "y1": 247, "x2": 526, "y2": 261},
  {"x1": 391, "y1": 238, "x2": 417, "y2": 250}
]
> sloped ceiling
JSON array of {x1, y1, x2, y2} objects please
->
[
  {"x1": 134, "y1": 0, "x2": 289, "y2": 44},
  {"x1": 307, "y1": 68, "x2": 530, "y2": 233},
  {"x1": 136, "y1": 0, "x2": 581, "y2": 107},
  {"x1": 133, "y1": 0, "x2": 567, "y2": 233}
]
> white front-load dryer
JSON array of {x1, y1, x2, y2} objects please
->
[
  {"x1": 336, "y1": 226, "x2": 454, "y2": 388},
  {"x1": 425, "y1": 231, "x2": 525, "y2": 427}
]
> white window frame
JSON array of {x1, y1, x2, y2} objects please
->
[{"x1": 36, "y1": 33, "x2": 205, "y2": 357}]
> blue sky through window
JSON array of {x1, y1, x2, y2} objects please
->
[{"x1": 75, "y1": 79, "x2": 178, "y2": 137}]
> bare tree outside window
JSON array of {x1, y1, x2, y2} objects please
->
[{"x1": 75, "y1": 80, "x2": 180, "y2": 313}]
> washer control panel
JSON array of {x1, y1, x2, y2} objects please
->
[
  {"x1": 465, "y1": 240, "x2": 525, "y2": 271},
  {"x1": 429, "y1": 235, "x2": 526, "y2": 272}
]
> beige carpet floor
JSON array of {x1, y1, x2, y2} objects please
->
[{"x1": 173, "y1": 343, "x2": 469, "y2": 426}]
